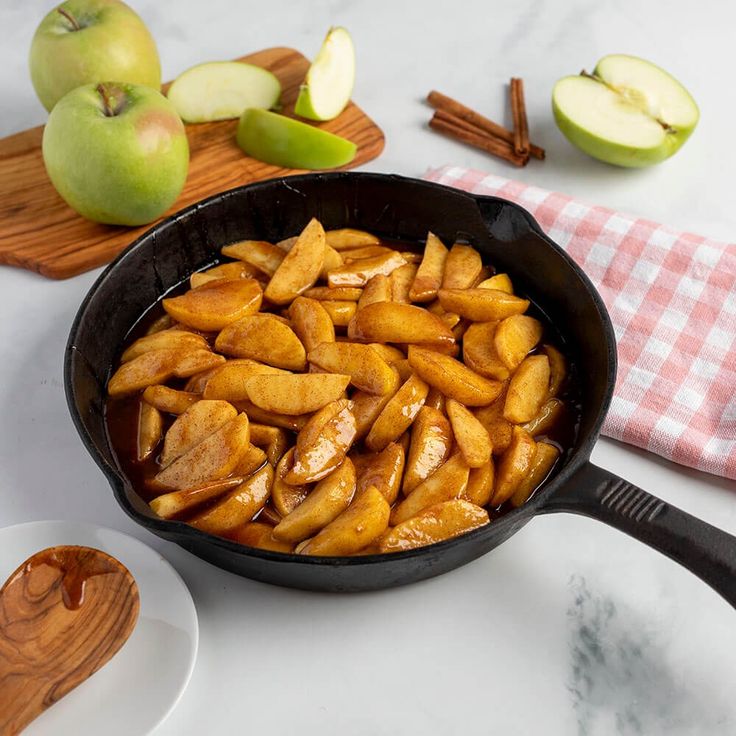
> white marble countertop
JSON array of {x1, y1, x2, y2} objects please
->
[{"x1": 1, "y1": 1, "x2": 735, "y2": 734}]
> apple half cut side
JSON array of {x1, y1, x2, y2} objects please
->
[
  {"x1": 167, "y1": 61, "x2": 281, "y2": 123},
  {"x1": 294, "y1": 27, "x2": 355, "y2": 121},
  {"x1": 552, "y1": 54, "x2": 699, "y2": 168},
  {"x1": 236, "y1": 108, "x2": 356, "y2": 170}
]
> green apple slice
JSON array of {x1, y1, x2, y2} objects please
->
[
  {"x1": 167, "y1": 61, "x2": 281, "y2": 123},
  {"x1": 294, "y1": 27, "x2": 355, "y2": 121},
  {"x1": 552, "y1": 54, "x2": 699, "y2": 167},
  {"x1": 237, "y1": 108, "x2": 356, "y2": 169}
]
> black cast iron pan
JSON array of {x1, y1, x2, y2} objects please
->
[{"x1": 65, "y1": 173, "x2": 736, "y2": 602}]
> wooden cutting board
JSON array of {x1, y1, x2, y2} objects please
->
[{"x1": 0, "y1": 47, "x2": 385, "y2": 279}]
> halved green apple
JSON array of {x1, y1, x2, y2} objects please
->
[
  {"x1": 552, "y1": 54, "x2": 699, "y2": 167},
  {"x1": 167, "y1": 61, "x2": 281, "y2": 123},
  {"x1": 236, "y1": 108, "x2": 356, "y2": 169},
  {"x1": 295, "y1": 27, "x2": 355, "y2": 121}
]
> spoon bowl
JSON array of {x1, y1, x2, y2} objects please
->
[{"x1": 0, "y1": 545, "x2": 139, "y2": 735}]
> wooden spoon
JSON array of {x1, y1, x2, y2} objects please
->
[{"x1": 0, "y1": 545, "x2": 139, "y2": 735}]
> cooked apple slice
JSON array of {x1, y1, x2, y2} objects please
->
[
  {"x1": 221, "y1": 240, "x2": 285, "y2": 276},
  {"x1": 274, "y1": 458, "x2": 356, "y2": 543},
  {"x1": 402, "y1": 406, "x2": 453, "y2": 494},
  {"x1": 298, "y1": 485, "x2": 390, "y2": 556},
  {"x1": 357, "y1": 274, "x2": 391, "y2": 310},
  {"x1": 308, "y1": 342, "x2": 396, "y2": 395},
  {"x1": 303, "y1": 286, "x2": 362, "y2": 301},
  {"x1": 163, "y1": 279, "x2": 263, "y2": 331},
  {"x1": 446, "y1": 399, "x2": 492, "y2": 468},
  {"x1": 155, "y1": 412, "x2": 250, "y2": 490},
  {"x1": 348, "y1": 302, "x2": 455, "y2": 347},
  {"x1": 462, "y1": 322, "x2": 510, "y2": 381},
  {"x1": 553, "y1": 54, "x2": 699, "y2": 168},
  {"x1": 473, "y1": 387, "x2": 514, "y2": 456},
  {"x1": 150, "y1": 477, "x2": 243, "y2": 520},
  {"x1": 326, "y1": 251, "x2": 407, "y2": 288},
  {"x1": 365, "y1": 374, "x2": 429, "y2": 451},
  {"x1": 438, "y1": 288, "x2": 529, "y2": 322},
  {"x1": 237, "y1": 108, "x2": 356, "y2": 169},
  {"x1": 244, "y1": 373, "x2": 351, "y2": 415},
  {"x1": 289, "y1": 296, "x2": 336, "y2": 353},
  {"x1": 265, "y1": 218, "x2": 326, "y2": 304},
  {"x1": 287, "y1": 399, "x2": 357, "y2": 483},
  {"x1": 188, "y1": 462, "x2": 273, "y2": 536},
  {"x1": 351, "y1": 386, "x2": 397, "y2": 442},
  {"x1": 190, "y1": 261, "x2": 263, "y2": 289},
  {"x1": 379, "y1": 499, "x2": 489, "y2": 553},
  {"x1": 171, "y1": 350, "x2": 225, "y2": 378},
  {"x1": 234, "y1": 444, "x2": 269, "y2": 476},
  {"x1": 230, "y1": 522, "x2": 294, "y2": 553},
  {"x1": 441, "y1": 243, "x2": 483, "y2": 289},
  {"x1": 145, "y1": 314, "x2": 174, "y2": 336},
  {"x1": 522, "y1": 398, "x2": 565, "y2": 438},
  {"x1": 109, "y1": 347, "x2": 182, "y2": 393},
  {"x1": 324, "y1": 228, "x2": 380, "y2": 250},
  {"x1": 407, "y1": 347, "x2": 502, "y2": 406},
  {"x1": 409, "y1": 232, "x2": 449, "y2": 302},
  {"x1": 202, "y1": 359, "x2": 289, "y2": 402},
  {"x1": 494, "y1": 315, "x2": 543, "y2": 370},
  {"x1": 503, "y1": 355, "x2": 550, "y2": 423},
  {"x1": 343, "y1": 245, "x2": 394, "y2": 261},
  {"x1": 510, "y1": 442, "x2": 560, "y2": 507},
  {"x1": 272, "y1": 448, "x2": 311, "y2": 517},
  {"x1": 142, "y1": 385, "x2": 199, "y2": 415},
  {"x1": 390, "y1": 263, "x2": 418, "y2": 303},
  {"x1": 137, "y1": 401, "x2": 162, "y2": 461},
  {"x1": 215, "y1": 314, "x2": 307, "y2": 370},
  {"x1": 353, "y1": 442, "x2": 405, "y2": 505},
  {"x1": 477, "y1": 273, "x2": 513, "y2": 293},
  {"x1": 294, "y1": 27, "x2": 355, "y2": 121},
  {"x1": 462, "y1": 462, "x2": 495, "y2": 507},
  {"x1": 391, "y1": 453, "x2": 470, "y2": 525},
  {"x1": 121, "y1": 329, "x2": 209, "y2": 362},
  {"x1": 167, "y1": 61, "x2": 280, "y2": 123},
  {"x1": 542, "y1": 344, "x2": 567, "y2": 398},
  {"x1": 235, "y1": 400, "x2": 310, "y2": 432},
  {"x1": 320, "y1": 300, "x2": 357, "y2": 327},
  {"x1": 249, "y1": 424, "x2": 289, "y2": 465},
  {"x1": 160, "y1": 399, "x2": 238, "y2": 467},
  {"x1": 491, "y1": 427, "x2": 536, "y2": 506}
]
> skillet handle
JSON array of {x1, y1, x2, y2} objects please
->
[{"x1": 539, "y1": 462, "x2": 736, "y2": 608}]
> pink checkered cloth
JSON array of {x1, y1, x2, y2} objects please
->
[{"x1": 425, "y1": 165, "x2": 736, "y2": 480}]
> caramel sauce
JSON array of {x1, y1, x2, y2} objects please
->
[
  {"x1": 20, "y1": 546, "x2": 122, "y2": 610},
  {"x1": 105, "y1": 236, "x2": 581, "y2": 529}
]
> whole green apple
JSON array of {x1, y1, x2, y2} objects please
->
[
  {"x1": 30, "y1": 0, "x2": 161, "y2": 112},
  {"x1": 552, "y1": 54, "x2": 699, "y2": 168},
  {"x1": 42, "y1": 82, "x2": 189, "y2": 225}
]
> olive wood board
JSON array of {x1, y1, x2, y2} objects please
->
[{"x1": 0, "y1": 46, "x2": 385, "y2": 279}]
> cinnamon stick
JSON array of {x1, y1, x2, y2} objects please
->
[
  {"x1": 427, "y1": 90, "x2": 544, "y2": 160},
  {"x1": 510, "y1": 78, "x2": 530, "y2": 158},
  {"x1": 433, "y1": 110, "x2": 523, "y2": 159},
  {"x1": 429, "y1": 113, "x2": 527, "y2": 167}
]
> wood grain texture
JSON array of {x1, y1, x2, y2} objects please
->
[
  {"x1": 0, "y1": 47, "x2": 385, "y2": 280},
  {"x1": 0, "y1": 546, "x2": 139, "y2": 735}
]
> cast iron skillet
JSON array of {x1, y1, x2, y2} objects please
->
[{"x1": 65, "y1": 173, "x2": 736, "y2": 602}]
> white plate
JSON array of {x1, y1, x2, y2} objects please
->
[{"x1": 0, "y1": 521, "x2": 198, "y2": 736}]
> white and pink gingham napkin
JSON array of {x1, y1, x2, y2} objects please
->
[{"x1": 425, "y1": 165, "x2": 736, "y2": 480}]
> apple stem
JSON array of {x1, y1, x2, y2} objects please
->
[
  {"x1": 57, "y1": 7, "x2": 81, "y2": 31},
  {"x1": 96, "y1": 83, "x2": 126, "y2": 117}
]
